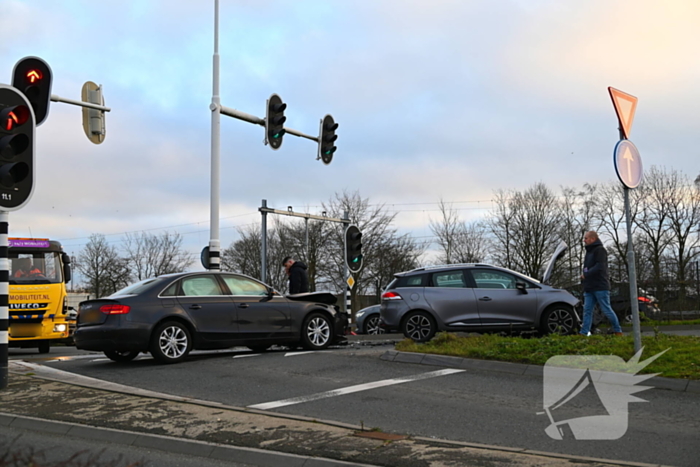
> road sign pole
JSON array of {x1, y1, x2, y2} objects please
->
[
  {"x1": 623, "y1": 186, "x2": 642, "y2": 352},
  {"x1": 610, "y1": 88, "x2": 642, "y2": 353},
  {"x1": 617, "y1": 123, "x2": 642, "y2": 353}
]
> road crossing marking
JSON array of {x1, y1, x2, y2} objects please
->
[{"x1": 247, "y1": 368, "x2": 465, "y2": 410}]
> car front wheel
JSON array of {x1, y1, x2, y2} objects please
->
[
  {"x1": 301, "y1": 312, "x2": 332, "y2": 350},
  {"x1": 402, "y1": 311, "x2": 436, "y2": 342},
  {"x1": 540, "y1": 305, "x2": 576, "y2": 335},
  {"x1": 363, "y1": 315, "x2": 385, "y2": 335},
  {"x1": 104, "y1": 350, "x2": 140, "y2": 362},
  {"x1": 150, "y1": 321, "x2": 192, "y2": 364}
]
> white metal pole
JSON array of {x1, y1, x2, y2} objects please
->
[{"x1": 208, "y1": 0, "x2": 221, "y2": 270}]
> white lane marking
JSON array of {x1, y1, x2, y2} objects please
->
[
  {"x1": 284, "y1": 351, "x2": 320, "y2": 357},
  {"x1": 248, "y1": 368, "x2": 465, "y2": 410},
  {"x1": 233, "y1": 354, "x2": 261, "y2": 359}
]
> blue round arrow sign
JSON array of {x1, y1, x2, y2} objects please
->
[{"x1": 613, "y1": 140, "x2": 643, "y2": 189}]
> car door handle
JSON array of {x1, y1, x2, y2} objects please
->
[
  {"x1": 479, "y1": 297, "x2": 492, "y2": 301},
  {"x1": 189, "y1": 304, "x2": 202, "y2": 310},
  {"x1": 238, "y1": 303, "x2": 249, "y2": 308}
]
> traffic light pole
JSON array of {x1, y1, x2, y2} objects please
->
[
  {"x1": 219, "y1": 106, "x2": 321, "y2": 144},
  {"x1": 1, "y1": 212, "x2": 8, "y2": 389},
  {"x1": 258, "y1": 200, "x2": 348, "y2": 283},
  {"x1": 49, "y1": 94, "x2": 111, "y2": 113},
  {"x1": 208, "y1": 0, "x2": 222, "y2": 271}
]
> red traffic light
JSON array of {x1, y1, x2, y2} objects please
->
[
  {"x1": 12, "y1": 56, "x2": 53, "y2": 126},
  {"x1": 1, "y1": 105, "x2": 30, "y2": 131}
]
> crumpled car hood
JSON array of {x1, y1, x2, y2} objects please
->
[{"x1": 285, "y1": 292, "x2": 337, "y2": 305}]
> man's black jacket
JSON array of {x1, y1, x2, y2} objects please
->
[
  {"x1": 289, "y1": 261, "x2": 309, "y2": 294},
  {"x1": 582, "y1": 239, "x2": 610, "y2": 292}
]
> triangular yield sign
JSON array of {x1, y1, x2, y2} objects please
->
[{"x1": 608, "y1": 87, "x2": 638, "y2": 139}]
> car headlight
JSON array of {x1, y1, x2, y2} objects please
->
[
  {"x1": 356, "y1": 310, "x2": 366, "y2": 318},
  {"x1": 53, "y1": 324, "x2": 67, "y2": 332}
]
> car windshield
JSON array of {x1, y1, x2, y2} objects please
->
[
  {"x1": 110, "y1": 278, "x2": 161, "y2": 297},
  {"x1": 9, "y1": 252, "x2": 63, "y2": 285}
]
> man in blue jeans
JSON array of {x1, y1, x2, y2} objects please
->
[{"x1": 580, "y1": 231, "x2": 623, "y2": 336}]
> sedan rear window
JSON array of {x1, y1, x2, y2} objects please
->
[{"x1": 110, "y1": 278, "x2": 161, "y2": 297}]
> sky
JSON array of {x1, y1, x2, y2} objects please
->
[{"x1": 1, "y1": 0, "x2": 699, "y2": 271}]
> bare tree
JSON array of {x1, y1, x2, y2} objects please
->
[
  {"x1": 634, "y1": 166, "x2": 673, "y2": 301},
  {"x1": 276, "y1": 217, "x2": 335, "y2": 293},
  {"x1": 488, "y1": 190, "x2": 516, "y2": 270},
  {"x1": 319, "y1": 190, "x2": 425, "y2": 313},
  {"x1": 123, "y1": 231, "x2": 193, "y2": 280},
  {"x1": 221, "y1": 223, "x2": 289, "y2": 292},
  {"x1": 430, "y1": 199, "x2": 489, "y2": 264},
  {"x1": 489, "y1": 183, "x2": 562, "y2": 279},
  {"x1": 591, "y1": 181, "x2": 641, "y2": 278},
  {"x1": 663, "y1": 169, "x2": 700, "y2": 302},
  {"x1": 430, "y1": 199, "x2": 463, "y2": 264},
  {"x1": 78, "y1": 234, "x2": 130, "y2": 298},
  {"x1": 556, "y1": 184, "x2": 598, "y2": 286}
]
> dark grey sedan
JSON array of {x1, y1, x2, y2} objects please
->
[{"x1": 74, "y1": 271, "x2": 348, "y2": 363}]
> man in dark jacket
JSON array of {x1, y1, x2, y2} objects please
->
[
  {"x1": 282, "y1": 256, "x2": 309, "y2": 294},
  {"x1": 580, "y1": 231, "x2": 622, "y2": 336}
]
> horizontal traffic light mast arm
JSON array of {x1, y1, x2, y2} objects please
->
[
  {"x1": 219, "y1": 104, "x2": 318, "y2": 142},
  {"x1": 259, "y1": 205, "x2": 346, "y2": 223},
  {"x1": 50, "y1": 94, "x2": 111, "y2": 112}
]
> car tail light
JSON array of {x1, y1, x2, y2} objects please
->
[
  {"x1": 638, "y1": 297, "x2": 650, "y2": 303},
  {"x1": 381, "y1": 291, "x2": 402, "y2": 301},
  {"x1": 100, "y1": 304, "x2": 131, "y2": 314}
]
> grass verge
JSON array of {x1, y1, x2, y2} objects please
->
[{"x1": 395, "y1": 332, "x2": 700, "y2": 380}]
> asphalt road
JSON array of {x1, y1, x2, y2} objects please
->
[
  {"x1": 10, "y1": 342, "x2": 700, "y2": 467},
  {"x1": 1, "y1": 424, "x2": 254, "y2": 467}
]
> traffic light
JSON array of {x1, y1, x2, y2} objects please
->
[
  {"x1": 12, "y1": 56, "x2": 53, "y2": 126},
  {"x1": 345, "y1": 225, "x2": 363, "y2": 273},
  {"x1": 318, "y1": 114, "x2": 338, "y2": 165},
  {"x1": 265, "y1": 93, "x2": 286, "y2": 150},
  {"x1": 0, "y1": 85, "x2": 35, "y2": 210}
]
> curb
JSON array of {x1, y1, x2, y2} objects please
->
[
  {"x1": 380, "y1": 351, "x2": 700, "y2": 394},
  {"x1": 1, "y1": 412, "x2": 378, "y2": 467}
]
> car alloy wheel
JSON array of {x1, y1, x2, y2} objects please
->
[
  {"x1": 542, "y1": 306, "x2": 575, "y2": 335},
  {"x1": 150, "y1": 321, "x2": 191, "y2": 364},
  {"x1": 364, "y1": 315, "x2": 385, "y2": 335},
  {"x1": 403, "y1": 312, "x2": 436, "y2": 342},
  {"x1": 104, "y1": 350, "x2": 140, "y2": 362},
  {"x1": 302, "y1": 312, "x2": 332, "y2": 350}
]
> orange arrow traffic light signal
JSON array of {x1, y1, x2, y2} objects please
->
[
  {"x1": 12, "y1": 57, "x2": 52, "y2": 126},
  {"x1": 26, "y1": 70, "x2": 42, "y2": 83}
]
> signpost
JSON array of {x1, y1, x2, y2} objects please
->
[{"x1": 608, "y1": 86, "x2": 642, "y2": 353}]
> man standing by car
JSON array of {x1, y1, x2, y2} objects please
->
[
  {"x1": 579, "y1": 231, "x2": 623, "y2": 336},
  {"x1": 282, "y1": 256, "x2": 309, "y2": 294}
]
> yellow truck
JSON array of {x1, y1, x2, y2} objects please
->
[{"x1": 8, "y1": 238, "x2": 73, "y2": 353}]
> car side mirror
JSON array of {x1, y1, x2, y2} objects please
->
[
  {"x1": 516, "y1": 282, "x2": 528, "y2": 294},
  {"x1": 261, "y1": 287, "x2": 274, "y2": 302}
]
